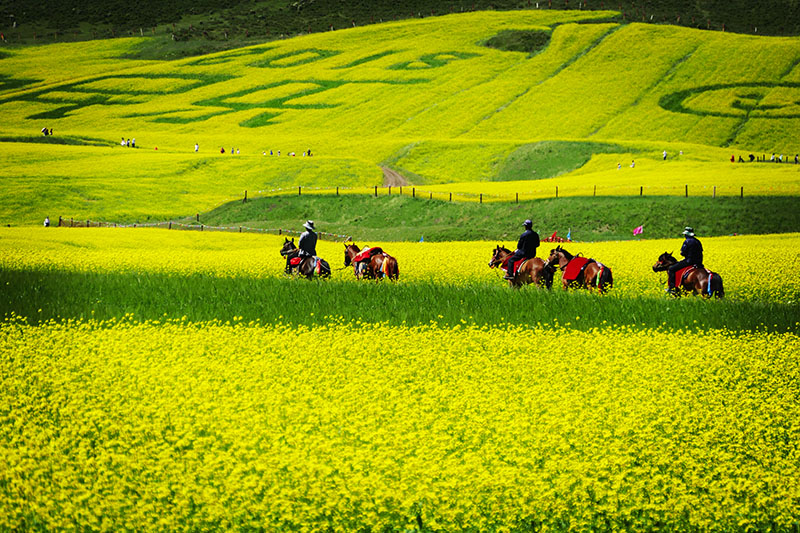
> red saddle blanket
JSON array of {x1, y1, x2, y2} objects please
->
[
  {"x1": 501, "y1": 256, "x2": 529, "y2": 274},
  {"x1": 289, "y1": 257, "x2": 303, "y2": 266},
  {"x1": 674, "y1": 265, "x2": 696, "y2": 287},
  {"x1": 353, "y1": 247, "x2": 384, "y2": 262},
  {"x1": 562, "y1": 256, "x2": 592, "y2": 281}
]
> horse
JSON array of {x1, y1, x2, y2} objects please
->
[
  {"x1": 652, "y1": 252, "x2": 724, "y2": 298},
  {"x1": 544, "y1": 246, "x2": 613, "y2": 293},
  {"x1": 488, "y1": 245, "x2": 554, "y2": 289},
  {"x1": 279, "y1": 238, "x2": 331, "y2": 279},
  {"x1": 343, "y1": 243, "x2": 399, "y2": 281}
]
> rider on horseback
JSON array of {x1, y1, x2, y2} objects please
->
[
  {"x1": 505, "y1": 219, "x2": 540, "y2": 280},
  {"x1": 667, "y1": 226, "x2": 703, "y2": 294},
  {"x1": 286, "y1": 220, "x2": 317, "y2": 274}
]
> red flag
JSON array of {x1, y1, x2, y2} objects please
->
[{"x1": 549, "y1": 231, "x2": 558, "y2": 240}]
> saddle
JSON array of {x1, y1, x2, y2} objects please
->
[
  {"x1": 562, "y1": 256, "x2": 594, "y2": 282},
  {"x1": 501, "y1": 256, "x2": 531, "y2": 275},
  {"x1": 674, "y1": 265, "x2": 705, "y2": 287},
  {"x1": 353, "y1": 247, "x2": 384, "y2": 263}
]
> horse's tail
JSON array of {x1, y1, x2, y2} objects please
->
[
  {"x1": 709, "y1": 272, "x2": 724, "y2": 298},
  {"x1": 388, "y1": 257, "x2": 399, "y2": 281},
  {"x1": 317, "y1": 258, "x2": 331, "y2": 278},
  {"x1": 598, "y1": 266, "x2": 613, "y2": 293},
  {"x1": 542, "y1": 264, "x2": 554, "y2": 290}
]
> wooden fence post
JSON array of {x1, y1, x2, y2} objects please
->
[
  {"x1": 336, "y1": 186, "x2": 339, "y2": 196},
  {"x1": 685, "y1": 184, "x2": 688, "y2": 197},
  {"x1": 58, "y1": 216, "x2": 62, "y2": 227},
  {"x1": 555, "y1": 186, "x2": 558, "y2": 198},
  {"x1": 449, "y1": 193, "x2": 452, "y2": 202},
  {"x1": 593, "y1": 185, "x2": 596, "y2": 197},
  {"x1": 713, "y1": 186, "x2": 716, "y2": 198},
  {"x1": 640, "y1": 186, "x2": 643, "y2": 196},
  {"x1": 480, "y1": 194, "x2": 483, "y2": 204},
  {"x1": 740, "y1": 186, "x2": 743, "y2": 198},
  {"x1": 298, "y1": 186, "x2": 302, "y2": 196},
  {"x1": 412, "y1": 187, "x2": 415, "y2": 198},
  {"x1": 243, "y1": 190, "x2": 247, "y2": 203},
  {"x1": 201, "y1": 225, "x2": 204, "y2": 231},
  {"x1": 196, "y1": 213, "x2": 199, "y2": 222},
  {"x1": 388, "y1": 186, "x2": 392, "y2": 195},
  {"x1": 169, "y1": 222, "x2": 172, "y2": 229},
  {"x1": 70, "y1": 218, "x2": 73, "y2": 227},
  {"x1": 516, "y1": 192, "x2": 519, "y2": 203},
  {"x1": 374, "y1": 185, "x2": 378, "y2": 197}
]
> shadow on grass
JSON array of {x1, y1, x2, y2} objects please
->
[{"x1": 2, "y1": 268, "x2": 797, "y2": 333}]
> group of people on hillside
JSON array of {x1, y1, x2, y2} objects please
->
[{"x1": 121, "y1": 137, "x2": 136, "y2": 148}]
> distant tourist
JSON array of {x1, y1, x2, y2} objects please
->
[
  {"x1": 121, "y1": 138, "x2": 126, "y2": 147},
  {"x1": 630, "y1": 160, "x2": 635, "y2": 168},
  {"x1": 195, "y1": 143, "x2": 199, "y2": 152},
  {"x1": 795, "y1": 154, "x2": 798, "y2": 164},
  {"x1": 220, "y1": 147, "x2": 225, "y2": 154},
  {"x1": 131, "y1": 138, "x2": 135, "y2": 148},
  {"x1": 43, "y1": 216, "x2": 50, "y2": 227},
  {"x1": 663, "y1": 150, "x2": 667, "y2": 160},
  {"x1": 749, "y1": 154, "x2": 755, "y2": 162}
]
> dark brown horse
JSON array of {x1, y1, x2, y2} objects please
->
[
  {"x1": 488, "y1": 245, "x2": 553, "y2": 289},
  {"x1": 280, "y1": 238, "x2": 331, "y2": 279},
  {"x1": 343, "y1": 243, "x2": 399, "y2": 281},
  {"x1": 544, "y1": 246, "x2": 613, "y2": 293},
  {"x1": 652, "y1": 252, "x2": 724, "y2": 298}
]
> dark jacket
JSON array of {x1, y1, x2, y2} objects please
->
[
  {"x1": 298, "y1": 230, "x2": 317, "y2": 256},
  {"x1": 517, "y1": 229, "x2": 540, "y2": 257},
  {"x1": 680, "y1": 236, "x2": 703, "y2": 265}
]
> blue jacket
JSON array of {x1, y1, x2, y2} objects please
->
[
  {"x1": 680, "y1": 236, "x2": 703, "y2": 265},
  {"x1": 516, "y1": 229, "x2": 540, "y2": 257}
]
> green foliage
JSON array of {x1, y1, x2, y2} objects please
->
[
  {"x1": 3, "y1": 268, "x2": 797, "y2": 333},
  {"x1": 496, "y1": 140, "x2": 632, "y2": 181}
]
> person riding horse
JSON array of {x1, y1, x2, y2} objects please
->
[
  {"x1": 667, "y1": 226, "x2": 703, "y2": 294},
  {"x1": 505, "y1": 219, "x2": 540, "y2": 280},
  {"x1": 286, "y1": 220, "x2": 318, "y2": 274}
]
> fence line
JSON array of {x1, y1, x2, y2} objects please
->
[{"x1": 239, "y1": 183, "x2": 762, "y2": 204}]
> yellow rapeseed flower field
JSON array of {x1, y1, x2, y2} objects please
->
[{"x1": 1, "y1": 317, "x2": 799, "y2": 530}]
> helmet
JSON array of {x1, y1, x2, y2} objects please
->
[{"x1": 522, "y1": 219, "x2": 532, "y2": 228}]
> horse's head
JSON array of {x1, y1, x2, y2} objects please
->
[
  {"x1": 280, "y1": 237, "x2": 296, "y2": 256},
  {"x1": 489, "y1": 245, "x2": 509, "y2": 268},
  {"x1": 344, "y1": 243, "x2": 359, "y2": 266},
  {"x1": 652, "y1": 251, "x2": 676, "y2": 272}
]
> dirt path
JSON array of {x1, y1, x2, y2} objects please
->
[{"x1": 382, "y1": 166, "x2": 408, "y2": 187}]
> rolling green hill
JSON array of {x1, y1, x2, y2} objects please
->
[{"x1": 0, "y1": 10, "x2": 799, "y2": 229}]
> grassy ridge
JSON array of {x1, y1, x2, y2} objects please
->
[
  {"x1": 3, "y1": 268, "x2": 797, "y2": 333},
  {"x1": 202, "y1": 194, "x2": 800, "y2": 242}
]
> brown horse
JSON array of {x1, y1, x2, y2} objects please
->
[
  {"x1": 652, "y1": 252, "x2": 724, "y2": 298},
  {"x1": 343, "y1": 243, "x2": 399, "y2": 281},
  {"x1": 488, "y1": 245, "x2": 553, "y2": 289},
  {"x1": 544, "y1": 246, "x2": 613, "y2": 293},
  {"x1": 280, "y1": 238, "x2": 331, "y2": 279}
]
